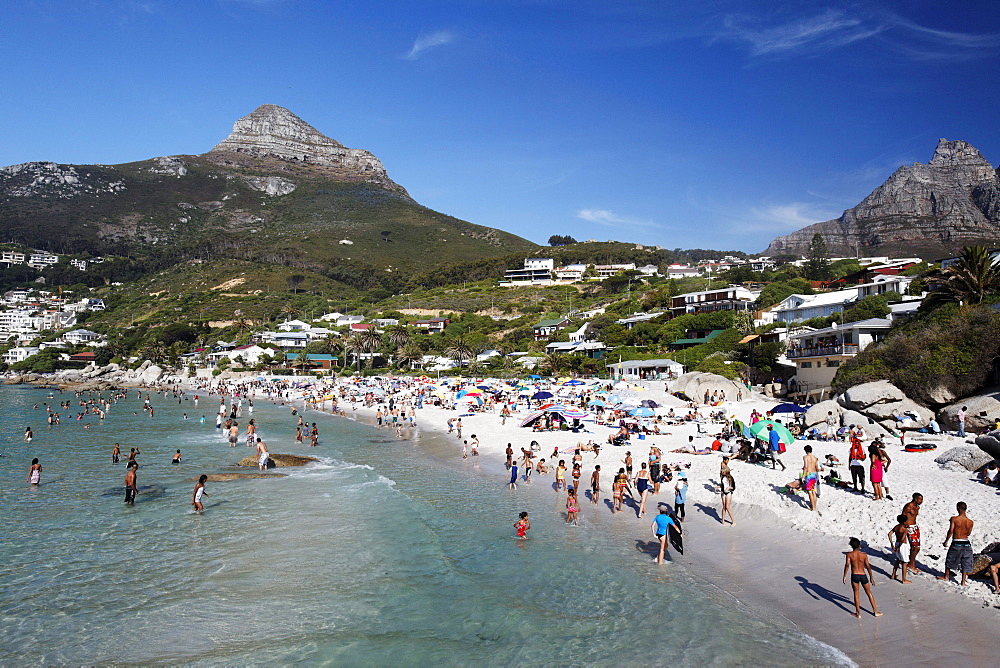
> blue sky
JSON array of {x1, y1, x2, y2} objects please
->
[{"x1": 3, "y1": 0, "x2": 1000, "y2": 253}]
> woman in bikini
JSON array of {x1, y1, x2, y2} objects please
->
[
  {"x1": 571, "y1": 463, "x2": 582, "y2": 492},
  {"x1": 720, "y1": 472, "x2": 736, "y2": 526},
  {"x1": 612, "y1": 468, "x2": 627, "y2": 513},
  {"x1": 565, "y1": 487, "x2": 579, "y2": 525}
]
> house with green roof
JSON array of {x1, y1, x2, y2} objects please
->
[
  {"x1": 533, "y1": 318, "x2": 572, "y2": 340},
  {"x1": 669, "y1": 329, "x2": 724, "y2": 350}
]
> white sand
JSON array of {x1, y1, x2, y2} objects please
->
[{"x1": 290, "y1": 376, "x2": 1000, "y2": 609}]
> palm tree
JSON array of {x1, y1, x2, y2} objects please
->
[
  {"x1": 925, "y1": 245, "x2": 1000, "y2": 308},
  {"x1": 446, "y1": 336, "x2": 475, "y2": 369},
  {"x1": 385, "y1": 324, "x2": 411, "y2": 349},
  {"x1": 325, "y1": 333, "x2": 346, "y2": 367},
  {"x1": 395, "y1": 343, "x2": 423, "y2": 371},
  {"x1": 279, "y1": 304, "x2": 298, "y2": 323},
  {"x1": 357, "y1": 328, "x2": 384, "y2": 369},
  {"x1": 540, "y1": 353, "x2": 568, "y2": 377},
  {"x1": 233, "y1": 318, "x2": 254, "y2": 343},
  {"x1": 344, "y1": 334, "x2": 366, "y2": 372}
]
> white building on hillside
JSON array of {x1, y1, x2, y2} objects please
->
[{"x1": 772, "y1": 288, "x2": 860, "y2": 323}]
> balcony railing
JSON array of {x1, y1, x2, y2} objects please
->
[{"x1": 787, "y1": 344, "x2": 859, "y2": 359}]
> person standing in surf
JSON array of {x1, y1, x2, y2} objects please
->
[
  {"x1": 192, "y1": 474, "x2": 209, "y2": 514},
  {"x1": 651, "y1": 508, "x2": 678, "y2": 564},
  {"x1": 256, "y1": 437, "x2": 270, "y2": 471},
  {"x1": 26, "y1": 458, "x2": 42, "y2": 485},
  {"x1": 124, "y1": 461, "x2": 138, "y2": 505},
  {"x1": 514, "y1": 512, "x2": 530, "y2": 539}
]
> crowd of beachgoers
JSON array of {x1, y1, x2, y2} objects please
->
[{"x1": 19, "y1": 370, "x2": 1000, "y2": 615}]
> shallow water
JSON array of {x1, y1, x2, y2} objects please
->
[{"x1": 0, "y1": 385, "x2": 850, "y2": 665}]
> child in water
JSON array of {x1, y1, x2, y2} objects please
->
[
  {"x1": 566, "y1": 487, "x2": 580, "y2": 525},
  {"x1": 514, "y1": 512, "x2": 530, "y2": 539}
]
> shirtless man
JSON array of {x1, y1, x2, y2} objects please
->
[
  {"x1": 902, "y1": 493, "x2": 923, "y2": 573},
  {"x1": 938, "y1": 501, "x2": 974, "y2": 586},
  {"x1": 228, "y1": 421, "x2": 239, "y2": 447},
  {"x1": 256, "y1": 437, "x2": 270, "y2": 471},
  {"x1": 111, "y1": 442, "x2": 120, "y2": 464},
  {"x1": 801, "y1": 445, "x2": 821, "y2": 513},
  {"x1": 124, "y1": 461, "x2": 138, "y2": 506},
  {"x1": 590, "y1": 465, "x2": 601, "y2": 504},
  {"x1": 843, "y1": 537, "x2": 882, "y2": 617}
]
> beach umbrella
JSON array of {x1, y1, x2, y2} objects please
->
[
  {"x1": 770, "y1": 403, "x2": 807, "y2": 414},
  {"x1": 640, "y1": 399, "x2": 660, "y2": 408},
  {"x1": 476, "y1": 385, "x2": 492, "y2": 390},
  {"x1": 527, "y1": 374, "x2": 542, "y2": 379},
  {"x1": 456, "y1": 395, "x2": 483, "y2": 405},
  {"x1": 532, "y1": 391, "x2": 554, "y2": 400},
  {"x1": 630, "y1": 407, "x2": 655, "y2": 417},
  {"x1": 563, "y1": 379, "x2": 585, "y2": 386},
  {"x1": 748, "y1": 419, "x2": 795, "y2": 445},
  {"x1": 588, "y1": 399, "x2": 606, "y2": 407}
]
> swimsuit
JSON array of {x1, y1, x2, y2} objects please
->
[
  {"x1": 516, "y1": 523, "x2": 526, "y2": 538},
  {"x1": 850, "y1": 574, "x2": 869, "y2": 585},
  {"x1": 906, "y1": 525, "x2": 921, "y2": 548},
  {"x1": 945, "y1": 539, "x2": 974, "y2": 573},
  {"x1": 29, "y1": 470, "x2": 40, "y2": 484},
  {"x1": 803, "y1": 472, "x2": 818, "y2": 491},
  {"x1": 636, "y1": 477, "x2": 649, "y2": 494}
]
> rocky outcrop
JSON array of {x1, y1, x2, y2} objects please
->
[
  {"x1": 235, "y1": 453, "x2": 319, "y2": 468},
  {"x1": 840, "y1": 380, "x2": 905, "y2": 411},
  {"x1": 803, "y1": 399, "x2": 842, "y2": 429},
  {"x1": 939, "y1": 390, "x2": 1000, "y2": 432},
  {"x1": 668, "y1": 372, "x2": 748, "y2": 403},
  {"x1": 243, "y1": 175, "x2": 296, "y2": 196},
  {"x1": 0, "y1": 161, "x2": 127, "y2": 199},
  {"x1": 834, "y1": 381, "x2": 933, "y2": 435},
  {"x1": 935, "y1": 445, "x2": 994, "y2": 472},
  {"x1": 765, "y1": 139, "x2": 1000, "y2": 258},
  {"x1": 974, "y1": 432, "x2": 1000, "y2": 460},
  {"x1": 209, "y1": 104, "x2": 409, "y2": 197},
  {"x1": 147, "y1": 156, "x2": 188, "y2": 176}
]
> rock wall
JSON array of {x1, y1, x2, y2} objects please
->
[{"x1": 764, "y1": 139, "x2": 1000, "y2": 257}]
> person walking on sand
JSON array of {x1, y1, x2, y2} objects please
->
[
  {"x1": 767, "y1": 425, "x2": 786, "y2": 471},
  {"x1": 590, "y1": 465, "x2": 601, "y2": 504},
  {"x1": 674, "y1": 473, "x2": 688, "y2": 521},
  {"x1": 649, "y1": 446, "x2": 662, "y2": 495},
  {"x1": 651, "y1": 508, "x2": 679, "y2": 564},
  {"x1": 256, "y1": 437, "x2": 270, "y2": 471},
  {"x1": 124, "y1": 461, "x2": 138, "y2": 505},
  {"x1": 843, "y1": 537, "x2": 882, "y2": 618},
  {"x1": 848, "y1": 429, "x2": 866, "y2": 493},
  {"x1": 938, "y1": 502, "x2": 974, "y2": 586},
  {"x1": 514, "y1": 511, "x2": 530, "y2": 539},
  {"x1": 720, "y1": 471, "x2": 736, "y2": 525},
  {"x1": 902, "y1": 493, "x2": 923, "y2": 573},
  {"x1": 26, "y1": 458, "x2": 42, "y2": 485},
  {"x1": 613, "y1": 468, "x2": 627, "y2": 513},
  {"x1": 192, "y1": 474, "x2": 209, "y2": 514},
  {"x1": 634, "y1": 462, "x2": 651, "y2": 518},
  {"x1": 888, "y1": 514, "x2": 912, "y2": 583},
  {"x1": 802, "y1": 445, "x2": 821, "y2": 513}
]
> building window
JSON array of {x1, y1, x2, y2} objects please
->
[
  {"x1": 800, "y1": 362, "x2": 812, "y2": 368},
  {"x1": 827, "y1": 360, "x2": 840, "y2": 367}
]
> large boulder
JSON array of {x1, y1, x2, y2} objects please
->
[
  {"x1": 236, "y1": 453, "x2": 319, "y2": 468},
  {"x1": 839, "y1": 381, "x2": 905, "y2": 411},
  {"x1": 841, "y1": 409, "x2": 890, "y2": 438},
  {"x1": 935, "y1": 445, "x2": 994, "y2": 472},
  {"x1": 139, "y1": 364, "x2": 164, "y2": 385},
  {"x1": 939, "y1": 390, "x2": 1000, "y2": 432},
  {"x1": 863, "y1": 398, "x2": 934, "y2": 428},
  {"x1": 804, "y1": 400, "x2": 842, "y2": 429},
  {"x1": 668, "y1": 372, "x2": 747, "y2": 404},
  {"x1": 974, "y1": 432, "x2": 1000, "y2": 460}
]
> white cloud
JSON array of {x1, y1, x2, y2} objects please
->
[
  {"x1": 715, "y1": 9, "x2": 1000, "y2": 62},
  {"x1": 577, "y1": 209, "x2": 658, "y2": 228},
  {"x1": 404, "y1": 31, "x2": 455, "y2": 60},
  {"x1": 743, "y1": 202, "x2": 838, "y2": 232}
]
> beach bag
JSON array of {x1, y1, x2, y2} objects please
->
[{"x1": 778, "y1": 441, "x2": 787, "y2": 454}]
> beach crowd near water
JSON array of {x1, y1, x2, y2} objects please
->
[{"x1": 12, "y1": 370, "x2": 1000, "y2": 662}]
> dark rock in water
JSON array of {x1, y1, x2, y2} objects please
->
[
  {"x1": 974, "y1": 433, "x2": 1000, "y2": 460},
  {"x1": 200, "y1": 472, "x2": 287, "y2": 481},
  {"x1": 235, "y1": 453, "x2": 318, "y2": 467}
]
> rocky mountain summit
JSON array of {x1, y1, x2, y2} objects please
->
[
  {"x1": 208, "y1": 104, "x2": 408, "y2": 197},
  {"x1": 765, "y1": 139, "x2": 1000, "y2": 258}
]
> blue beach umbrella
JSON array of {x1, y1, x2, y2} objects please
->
[
  {"x1": 770, "y1": 403, "x2": 807, "y2": 414},
  {"x1": 588, "y1": 399, "x2": 606, "y2": 407},
  {"x1": 563, "y1": 379, "x2": 585, "y2": 386},
  {"x1": 630, "y1": 407, "x2": 655, "y2": 417},
  {"x1": 532, "y1": 391, "x2": 554, "y2": 400}
]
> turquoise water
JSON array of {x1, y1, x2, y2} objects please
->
[{"x1": 0, "y1": 385, "x2": 849, "y2": 665}]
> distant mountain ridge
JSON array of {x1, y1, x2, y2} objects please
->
[
  {"x1": 0, "y1": 105, "x2": 535, "y2": 286},
  {"x1": 765, "y1": 139, "x2": 1000, "y2": 258}
]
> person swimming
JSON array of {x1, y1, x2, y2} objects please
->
[{"x1": 172, "y1": 450, "x2": 182, "y2": 464}]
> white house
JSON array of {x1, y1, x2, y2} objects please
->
[
  {"x1": 616, "y1": 312, "x2": 663, "y2": 329},
  {"x1": 70, "y1": 259, "x2": 88, "y2": 271},
  {"x1": 277, "y1": 319, "x2": 311, "y2": 332},
  {"x1": 772, "y1": 288, "x2": 860, "y2": 323},
  {"x1": 1, "y1": 251, "x2": 26, "y2": 265},
  {"x1": 553, "y1": 264, "x2": 587, "y2": 281},
  {"x1": 787, "y1": 318, "x2": 893, "y2": 390},
  {"x1": 856, "y1": 276, "x2": 914, "y2": 299},
  {"x1": 606, "y1": 358, "x2": 685, "y2": 380},
  {"x1": 336, "y1": 315, "x2": 365, "y2": 327},
  {"x1": 501, "y1": 258, "x2": 554, "y2": 285},
  {"x1": 319, "y1": 312, "x2": 344, "y2": 322},
  {"x1": 3, "y1": 346, "x2": 40, "y2": 364},
  {"x1": 665, "y1": 266, "x2": 701, "y2": 279},
  {"x1": 669, "y1": 286, "x2": 759, "y2": 317},
  {"x1": 61, "y1": 328, "x2": 104, "y2": 345},
  {"x1": 259, "y1": 331, "x2": 310, "y2": 349}
]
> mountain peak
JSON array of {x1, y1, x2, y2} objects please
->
[
  {"x1": 208, "y1": 105, "x2": 407, "y2": 195},
  {"x1": 930, "y1": 138, "x2": 991, "y2": 168}
]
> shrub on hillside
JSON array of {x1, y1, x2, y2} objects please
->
[{"x1": 833, "y1": 304, "x2": 1000, "y2": 405}]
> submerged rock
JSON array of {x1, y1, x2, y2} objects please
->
[{"x1": 235, "y1": 453, "x2": 318, "y2": 468}]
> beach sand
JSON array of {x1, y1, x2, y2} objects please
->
[{"x1": 299, "y1": 377, "x2": 1000, "y2": 665}]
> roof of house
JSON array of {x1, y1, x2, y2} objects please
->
[
  {"x1": 535, "y1": 318, "x2": 569, "y2": 328},
  {"x1": 606, "y1": 358, "x2": 684, "y2": 369},
  {"x1": 777, "y1": 288, "x2": 860, "y2": 310},
  {"x1": 286, "y1": 353, "x2": 338, "y2": 361},
  {"x1": 671, "y1": 329, "x2": 725, "y2": 345},
  {"x1": 790, "y1": 318, "x2": 892, "y2": 340}
]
